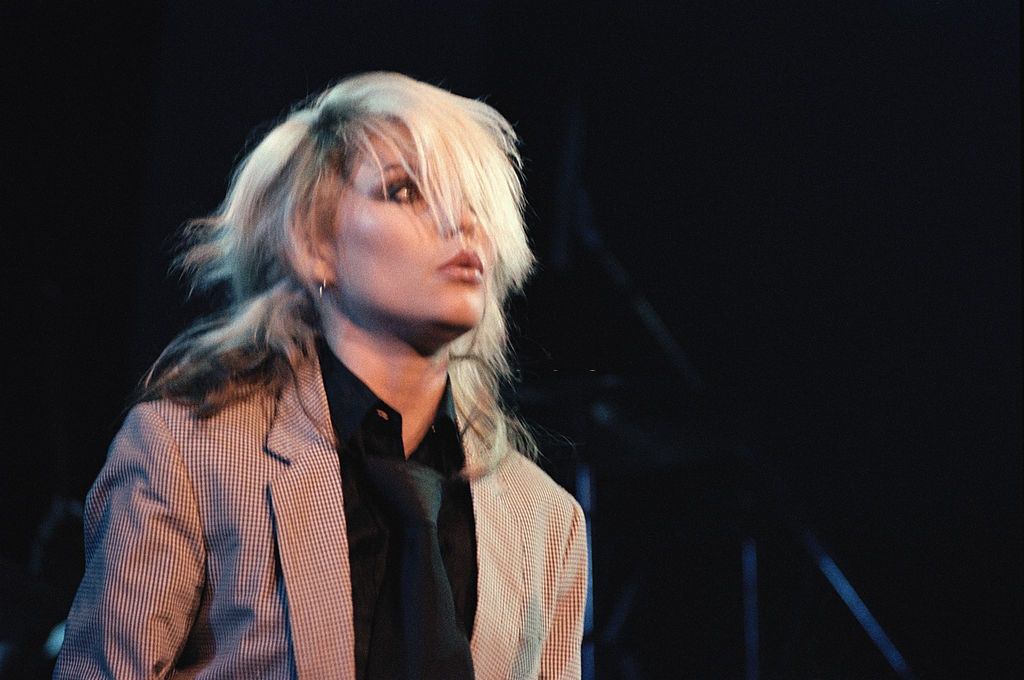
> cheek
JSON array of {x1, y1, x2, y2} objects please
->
[
  {"x1": 335, "y1": 207, "x2": 386, "y2": 279},
  {"x1": 335, "y1": 206, "x2": 430, "y2": 294}
]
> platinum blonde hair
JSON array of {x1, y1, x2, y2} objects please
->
[{"x1": 143, "y1": 71, "x2": 536, "y2": 475}]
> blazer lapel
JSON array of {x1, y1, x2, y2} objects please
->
[
  {"x1": 469, "y1": 466, "x2": 527, "y2": 679},
  {"x1": 266, "y1": 362, "x2": 356, "y2": 679}
]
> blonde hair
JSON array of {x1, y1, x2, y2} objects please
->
[{"x1": 141, "y1": 71, "x2": 536, "y2": 475}]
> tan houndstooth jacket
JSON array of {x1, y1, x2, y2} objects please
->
[{"x1": 54, "y1": 357, "x2": 587, "y2": 679}]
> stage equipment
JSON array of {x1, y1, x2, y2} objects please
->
[{"x1": 523, "y1": 94, "x2": 917, "y2": 680}]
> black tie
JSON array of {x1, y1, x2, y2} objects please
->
[{"x1": 362, "y1": 456, "x2": 475, "y2": 679}]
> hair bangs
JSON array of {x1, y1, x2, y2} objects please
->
[{"x1": 320, "y1": 74, "x2": 534, "y2": 302}]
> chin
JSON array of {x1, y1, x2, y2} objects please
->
[
  {"x1": 399, "y1": 303, "x2": 481, "y2": 353},
  {"x1": 406, "y1": 319, "x2": 478, "y2": 356},
  {"x1": 438, "y1": 298, "x2": 485, "y2": 331},
  {"x1": 436, "y1": 313, "x2": 483, "y2": 340}
]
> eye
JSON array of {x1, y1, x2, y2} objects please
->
[{"x1": 385, "y1": 179, "x2": 421, "y2": 204}]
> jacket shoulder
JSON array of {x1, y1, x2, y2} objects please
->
[
  {"x1": 125, "y1": 392, "x2": 277, "y2": 446},
  {"x1": 496, "y1": 452, "x2": 584, "y2": 529}
]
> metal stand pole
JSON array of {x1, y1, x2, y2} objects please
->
[
  {"x1": 552, "y1": 91, "x2": 915, "y2": 679},
  {"x1": 576, "y1": 462, "x2": 596, "y2": 680},
  {"x1": 742, "y1": 537, "x2": 760, "y2": 680}
]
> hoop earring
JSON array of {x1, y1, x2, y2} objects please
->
[{"x1": 318, "y1": 280, "x2": 326, "y2": 299}]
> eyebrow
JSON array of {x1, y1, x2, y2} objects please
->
[
  {"x1": 376, "y1": 162, "x2": 421, "y2": 185},
  {"x1": 358, "y1": 161, "x2": 409, "y2": 185}
]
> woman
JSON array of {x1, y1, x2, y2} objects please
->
[{"x1": 55, "y1": 72, "x2": 587, "y2": 679}]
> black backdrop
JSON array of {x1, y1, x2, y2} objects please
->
[{"x1": 2, "y1": 2, "x2": 1019, "y2": 678}]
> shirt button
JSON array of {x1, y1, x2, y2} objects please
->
[{"x1": 375, "y1": 408, "x2": 389, "y2": 421}]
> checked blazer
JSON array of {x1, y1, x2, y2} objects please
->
[{"x1": 54, "y1": 357, "x2": 588, "y2": 679}]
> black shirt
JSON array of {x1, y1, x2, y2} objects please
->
[{"x1": 317, "y1": 341, "x2": 477, "y2": 679}]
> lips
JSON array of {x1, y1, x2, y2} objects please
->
[{"x1": 439, "y1": 250, "x2": 484, "y2": 282}]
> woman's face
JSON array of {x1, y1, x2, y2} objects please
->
[{"x1": 325, "y1": 140, "x2": 493, "y2": 352}]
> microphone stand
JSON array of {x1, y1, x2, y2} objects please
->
[{"x1": 550, "y1": 93, "x2": 916, "y2": 680}]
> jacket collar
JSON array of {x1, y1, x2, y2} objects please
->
[{"x1": 266, "y1": 356, "x2": 355, "y2": 677}]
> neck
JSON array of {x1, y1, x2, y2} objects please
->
[{"x1": 321, "y1": 311, "x2": 449, "y2": 456}]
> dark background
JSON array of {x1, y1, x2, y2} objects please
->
[{"x1": 2, "y1": 2, "x2": 1019, "y2": 678}]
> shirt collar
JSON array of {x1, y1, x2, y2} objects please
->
[{"x1": 316, "y1": 337, "x2": 459, "y2": 446}]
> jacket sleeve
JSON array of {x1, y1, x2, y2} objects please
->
[
  {"x1": 54, "y1": 403, "x2": 206, "y2": 679},
  {"x1": 539, "y1": 498, "x2": 589, "y2": 680}
]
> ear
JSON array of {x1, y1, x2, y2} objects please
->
[
  {"x1": 292, "y1": 233, "x2": 336, "y2": 292},
  {"x1": 311, "y1": 253, "x2": 335, "y2": 288},
  {"x1": 292, "y1": 184, "x2": 341, "y2": 292},
  {"x1": 304, "y1": 173, "x2": 346, "y2": 291}
]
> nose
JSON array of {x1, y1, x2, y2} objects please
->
[
  {"x1": 459, "y1": 207, "x2": 478, "y2": 238},
  {"x1": 444, "y1": 205, "x2": 478, "y2": 240}
]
